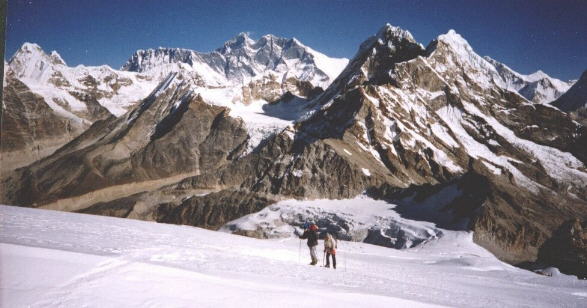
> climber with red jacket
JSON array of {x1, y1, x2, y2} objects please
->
[{"x1": 299, "y1": 222, "x2": 319, "y2": 265}]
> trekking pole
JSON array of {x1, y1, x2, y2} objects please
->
[
  {"x1": 298, "y1": 239, "x2": 301, "y2": 264},
  {"x1": 344, "y1": 247, "x2": 347, "y2": 272}
]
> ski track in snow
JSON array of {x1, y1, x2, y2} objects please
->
[{"x1": 1, "y1": 205, "x2": 586, "y2": 307}]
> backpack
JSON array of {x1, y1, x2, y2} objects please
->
[{"x1": 324, "y1": 233, "x2": 337, "y2": 252}]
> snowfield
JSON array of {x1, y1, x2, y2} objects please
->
[{"x1": 1, "y1": 205, "x2": 586, "y2": 307}]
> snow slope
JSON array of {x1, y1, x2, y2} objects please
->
[{"x1": 1, "y1": 205, "x2": 585, "y2": 307}]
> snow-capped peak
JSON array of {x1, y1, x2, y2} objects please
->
[
  {"x1": 9, "y1": 42, "x2": 59, "y2": 81},
  {"x1": 120, "y1": 47, "x2": 196, "y2": 73},
  {"x1": 351, "y1": 23, "x2": 423, "y2": 61},
  {"x1": 435, "y1": 29, "x2": 476, "y2": 57},
  {"x1": 218, "y1": 32, "x2": 255, "y2": 53},
  {"x1": 376, "y1": 23, "x2": 416, "y2": 43},
  {"x1": 18, "y1": 42, "x2": 43, "y2": 53},
  {"x1": 12, "y1": 42, "x2": 47, "y2": 61},
  {"x1": 49, "y1": 50, "x2": 66, "y2": 66},
  {"x1": 10, "y1": 42, "x2": 67, "y2": 68},
  {"x1": 526, "y1": 70, "x2": 549, "y2": 82}
]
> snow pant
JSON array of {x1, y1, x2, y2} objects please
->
[
  {"x1": 309, "y1": 245, "x2": 318, "y2": 264},
  {"x1": 326, "y1": 252, "x2": 336, "y2": 268}
]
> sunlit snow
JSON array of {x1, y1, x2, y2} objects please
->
[{"x1": 1, "y1": 205, "x2": 586, "y2": 307}]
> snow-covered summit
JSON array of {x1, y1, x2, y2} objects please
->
[
  {"x1": 432, "y1": 29, "x2": 492, "y2": 69},
  {"x1": 526, "y1": 70, "x2": 550, "y2": 82},
  {"x1": 217, "y1": 32, "x2": 256, "y2": 53},
  {"x1": 424, "y1": 29, "x2": 509, "y2": 91},
  {"x1": 436, "y1": 29, "x2": 473, "y2": 53},
  {"x1": 16, "y1": 42, "x2": 51, "y2": 58},
  {"x1": 49, "y1": 50, "x2": 66, "y2": 66},
  {"x1": 9, "y1": 42, "x2": 66, "y2": 81},
  {"x1": 376, "y1": 23, "x2": 417, "y2": 43},
  {"x1": 314, "y1": 23, "x2": 425, "y2": 101}
]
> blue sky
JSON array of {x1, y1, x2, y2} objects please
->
[{"x1": 5, "y1": 0, "x2": 587, "y2": 80}]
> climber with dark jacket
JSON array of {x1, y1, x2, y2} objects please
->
[{"x1": 299, "y1": 222, "x2": 319, "y2": 265}]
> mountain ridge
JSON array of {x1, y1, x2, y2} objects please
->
[
  {"x1": 483, "y1": 56, "x2": 573, "y2": 104},
  {"x1": 120, "y1": 32, "x2": 348, "y2": 88},
  {"x1": 2, "y1": 34, "x2": 348, "y2": 170}
]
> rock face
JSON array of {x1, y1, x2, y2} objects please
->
[
  {"x1": 552, "y1": 70, "x2": 587, "y2": 126},
  {"x1": 1, "y1": 72, "x2": 90, "y2": 172},
  {"x1": 155, "y1": 190, "x2": 274, "y2": 230},
  {"x1": 2, "y1": 73, "x2": 250, "y2": 206},
  {"x1": 538, "y1": 219, "x2": 587, "y2": 278},
  {"x1": 3, "y1": 24, "x2": 586, "y2": 277}
]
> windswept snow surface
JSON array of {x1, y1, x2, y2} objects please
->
[{"x1": 1, "y1": 205, "x2": 586, "y2": 308}]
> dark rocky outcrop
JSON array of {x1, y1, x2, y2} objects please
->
[
  {"x1": 553, "y1": 70, "x2": 587, "y2": 126},
  {"x1": 155, "y1": 190, "x2": 274, "y2": 230},
  {"x1": 553, "y1": 70, "x2": 587, "y2": 113},
  {"x1": 538, "y1": 219, "x2": 587, "y2": 278}
]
